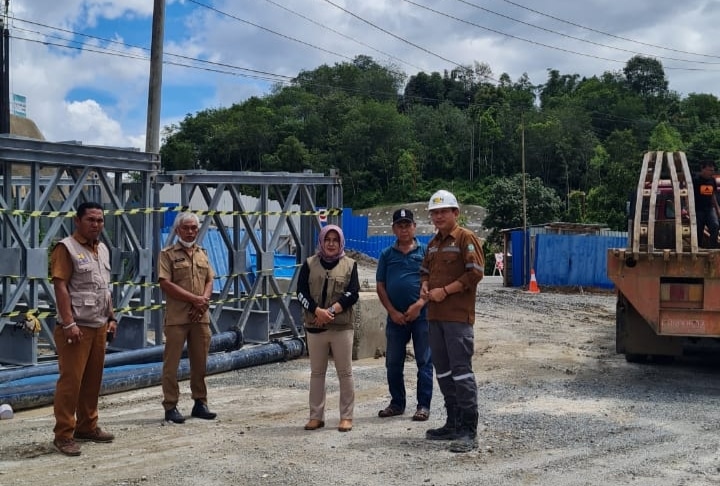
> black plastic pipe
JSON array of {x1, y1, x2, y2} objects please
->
[{"x1": 0, "y1": 338, "x2": 304, "y2": 411}]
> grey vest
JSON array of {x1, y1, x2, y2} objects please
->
[
  {"x1": 303, "y1": 255, "x2": 355, "y2": 331},
  {"x1": 59, "y1": 236, "x2": 112, "y2": 328}
]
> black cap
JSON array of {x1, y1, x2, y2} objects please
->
[{"x1": 392, "y1": 208, "x2": 414, "y2": 224}]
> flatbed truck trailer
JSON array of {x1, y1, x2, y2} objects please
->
[{"x1": 607, "y1": 151, "x2": 720, "y2": 362}]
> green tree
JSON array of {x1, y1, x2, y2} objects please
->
[
  {"x1": 623, "y1": 55, "x2": 668, "y2": 98},
  {"x1": 538, "y1": 69, "x2": 580, "y2": 109},
  {"x1": 648, "y1": 121, "x2": 685, "y2": 151},
  {"x1": 334, "y1": 99, "x2": 415, "y2": 207},
  {"x1": 573, "y1": 72, "x2": 644, "y2": 143},
  {"x1": 262, "y1": 135, "x2": 310, "y2": 172},
  {"x1": 406, "y1": 102, "x2": 471, "y2": 181},
  {"x1": 158, "y1": 52, "x2": 720, "y2": 217},
  {"x1": 687, "y1": 127, "x2": 720, "y2": 161},
  {"x1": 390, "y1": 149, "x2": 420, "y2": 202},
  {"x1": 294, "y1": 55, "x2": 404, "y2": 102},
  {"x1": 160, "y1": 109, "x2": 223, "y2": 171},
  {"x1": 585, "y1": 131, "x2": 642, "y2": 229},
  {"x1": 403, "y1": 71, "x2": 446, "y2": 107},
  {"x1": 483, "y1": 174, "x2": 563, "y2": 242},
  {"x1": 566, "y1": 190, "x2": 587, "y2": 222},
  {"x1": 678, "y1": 93, "x2": 720, "y2": 137},
  {"x1": 160, "y1": 133, "x2": 196, "y2": 171}
]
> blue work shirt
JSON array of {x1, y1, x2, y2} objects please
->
[{"x1": 376, "y1": 239, "x2": 426, "y2": 318}]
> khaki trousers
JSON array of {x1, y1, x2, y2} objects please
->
[
  {"x1": 53, "y1": 324, "x2": 107, "y2": 440},
  {"x1": 306, "y1": 329, "x2": 354, "y2": 421},
  {"x1": 162, "y1": 322, "x2": 212, "y2": 409}
]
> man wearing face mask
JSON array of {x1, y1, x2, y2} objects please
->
[{"x1": 158, "y1": 212, "x2": 216, "y2": 424}]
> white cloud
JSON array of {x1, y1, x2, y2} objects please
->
[{"x1": 60, "y1": 99, "x2": 126, "y2": 146}]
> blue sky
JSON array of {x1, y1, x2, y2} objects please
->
[{"x1": 8, "y1": 0, "x2": 720, "y2": 149}]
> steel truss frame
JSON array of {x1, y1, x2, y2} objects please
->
[{"x1": 0, "y1": 137, "x2": 341, "y2": 365}]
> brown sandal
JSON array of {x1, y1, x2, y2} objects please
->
[
  {"x1": 378, "y1": 405, "x2": 404, "y2": 418},
  {"x1": 412, "y1": 407, "x2": 430, "y2": 421}
]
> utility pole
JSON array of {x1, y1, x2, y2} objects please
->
[
  {"x1": 521, "y1": 113, "x2": 527, "y2": 286},
  {"x1": 0, "y1": 0, "x2": 10, "y2": 134},
  {"x1": 145, "y1": 0, "x2": 165, "y2": 153}
]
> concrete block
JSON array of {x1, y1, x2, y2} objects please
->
[{"x1": 352, "y1": 291, "x2": 387, "y2": 360}]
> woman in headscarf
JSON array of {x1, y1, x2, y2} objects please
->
[{"x1": 296, "y1": 224, "x2": 360, "y2": 432}]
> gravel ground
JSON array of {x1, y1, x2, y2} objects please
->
[{"x1": 2, "y1": 275, "x2": 720, "y2": 486}]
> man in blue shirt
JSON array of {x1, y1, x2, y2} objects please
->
[{"x1": 376, "y1": 208, "x2": 433, "y2": 421}]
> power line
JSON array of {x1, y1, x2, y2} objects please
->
[
  {"x1": 499, "y1": 0, "x2": 720, "y2": 61},
  {"x1": 185, "y1": 0, "x2": 355, "y2": 62},
  {"x1": 451, "y1": 0, "x2": 720, "y2": 66},
  {"x1": 263, "y1": 0, "x2": 424, "y2": 73},
  {"x1": 12, "y1": 35, "x2": 293, "y2": 84},
  {"x1": 10, "y1": 17, "x2": 294, "y2": 83},
  {"x1": 402, "y1": 0, "x2": 720, "y2": 73},
  {"x1": 10, "y1": 23, "x2": 407, "y2": 102},
  {"x1": 318, "y1": 0, "x2": 473, "y2": 75},
  {"x1": 157, "y1": 0, "x2": 489, "y2": 90}
]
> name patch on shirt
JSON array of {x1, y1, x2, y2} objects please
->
[
  {"x1": 174, "y1": 258, "x2": 186, "y2": 263},
  {"x1": 75, "y1": 253, "x2": 91, "y2": 265}
]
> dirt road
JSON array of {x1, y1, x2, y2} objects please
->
[{"x1": 2, "y1": 278, "x2": 720, "y2": 486}]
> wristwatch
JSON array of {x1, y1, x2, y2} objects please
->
[{"x1": 327, "y1": 306, "x2": 336, "y2": 316}]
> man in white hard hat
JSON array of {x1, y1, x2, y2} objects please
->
[{"x1": 420, "y1": 189, "x2": 484, "y2": 453}]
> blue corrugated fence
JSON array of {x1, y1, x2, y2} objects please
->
[
  {"x1": 343, "y1": 211, "x2": 627, "y2": 289},
  {"x1": 173, "y1": 209, "x2": 627, "y2": 290}
]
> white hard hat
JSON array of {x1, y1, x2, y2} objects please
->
[{"x1": 428, "y1": 190, "x2": 459, "y2": 210}]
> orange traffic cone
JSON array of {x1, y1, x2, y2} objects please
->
[{"x1": 528, "y1": 269, "x2": 540, "y2": 294}]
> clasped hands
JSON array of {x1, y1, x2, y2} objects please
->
[
  {"x1": 313, "y1": 306, "x2": 336, "y2": 326},
  {"x1": 421, "y1": 285, "x2": 449, "y2": 303},
  {"x1": 390, "y1": 302, "x2": 423, "y2": 325},
  {"x1": 189, "y1": 295, "x2": 210, "y2": 322}
]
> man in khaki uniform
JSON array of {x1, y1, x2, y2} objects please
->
[
  {"x1": 52, "y1": 201, "x2": 118, "y2": 456},
  {"x1": 158, "y1": 212, "x2": 216, "y2": 423}
]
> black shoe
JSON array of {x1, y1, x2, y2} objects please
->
[
  {"x1": 449, "y1": 432, "x2": 478, "y2": 453},
  {"x1": 164, "y1": 407, "x2": 186, "y2": 424},
  {"x1": 191, "y1": 400, "x2": 217, "y2": 420},
  {"x1": 449, "y1": 409, "x2": 478, "y2": 452},
  {"x1": 425, "y1": 423, "x2": 460, "y2": 441},
  {"x1": 425, "y1": 407, "x2": 459, "y2": 440}
]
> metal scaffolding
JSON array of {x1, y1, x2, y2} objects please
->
[{"x1": 0, "y1": 136, "x2": 341, "y2": 366}]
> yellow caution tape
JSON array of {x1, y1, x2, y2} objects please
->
[{"x1": 0, "y1": 206, "x2": 342, "y2": 219}]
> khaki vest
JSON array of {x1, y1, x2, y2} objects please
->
[
  {"x1": 303, "y1": 255, "x2": 355, "y2": 331},
  {"x1": 60, "y1": 236, "x2": 112, "y2": 328}
]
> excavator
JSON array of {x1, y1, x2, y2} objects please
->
[{"x1": 607, "y1": 151, "x2": 720, "y2": 363}]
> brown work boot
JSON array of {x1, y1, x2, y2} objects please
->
[
  {"x1": 304, "y1": 419, "x2": 325, "y2": 430},
  {"x1": 73, "y1": 427, "x2": 115, "y2": 443},
  {"x1": 338, "y1": 419, "x2": 353, "y2": 432},
  {"x1": 54, "y1": 438, "x2": 81, "y2": 456}
]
